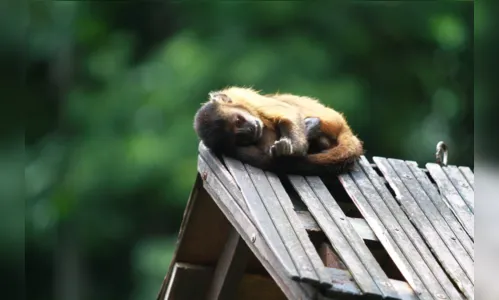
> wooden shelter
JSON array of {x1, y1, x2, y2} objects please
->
[{"x1": 157, "y1": 142, "x2": 474, "y2": 300}]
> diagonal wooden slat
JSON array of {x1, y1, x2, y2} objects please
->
[
  {"x1": 198, "y1": 143, "x2": 248, "y2": 214},
  {"x1": 243, "y1": 164, "x2": 319, "y2": 284},
  {"x1": 197, "y1": 156, "x2": 316, "y2": 299},
  {"x1": 265, "y1": 172, "x2": 335, "y2": 289},
  {"x1": 306, "y1": 176, "x2": 399, "y2": 299},
  {"x1": 442, "y1": 165, "x2": 474, "y2": 213},
  {"x1": 222, "y1": 158, "x2": 300, "y2": 280},
  {"x1": 338, "y1": 171, "x2": 433, "y2": 300},
  {"x1": 288, "y1": 175, "x2": 384, "y2": 299},
  {"x1": 356, "y1": 157, "x2": 465, "y2": 300},
  {"x1": 305, "y1": 176, "x2": 401, "y2": 300},
  {"x1": 339, "y1": 174, "x2": 433, "y2": 299},
  {"x1": 375, "y1": 158, "x2": 474, "y2": 299},
  {"x1": 198, "y1": 144, "x2": 359, "y2": 297},
  {"x1": 458, "y1": 167, "x2": 474, "y2": 188},
  {"x1": 426, "y1": 163, "x2": 474, "y2": 240},
  {"x1": 406, "y1": 161, "x2": 474, "y2": 259}
]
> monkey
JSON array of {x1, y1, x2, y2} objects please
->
[{"x1": 193, "y1": 86, "x2": 364, "y2": 175}]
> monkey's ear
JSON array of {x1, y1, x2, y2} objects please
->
[{"x1": 209, "y1": 91, "x2": 232, "y2": 104}]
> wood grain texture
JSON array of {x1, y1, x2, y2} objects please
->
[
  {"x1": 243, "y1": 164, "x2": 319, "y2": 284},
  {"x1": 288, "y1": 175, "x2": 383, "y2": 299},
  {"x1": 306, "y1": 175, "x2": 400, "y2": 300},
  {"x1": 426, "y1": 163, "x2": 474, "y2": 240},
  {"x1": 375, "y1": 158, "x2": 473, "y2": 299},
  {"x1": 265, "y1": 171, "x2": 335, "y2": 289},
  {"x1": 297, "y1": 211, "x2": 379, "y2": 241},
  {"x1": 442, "y1": 165, "x2": 474, "y2": 213},
  {"x1": 199, "y1": 143, "x2": 248, "y2": 214},
  {"x1": 359, "y1": 157, "x2": 464, "y2": 300},
  {"x1": 339, "y1": 170, "x2": 433, "y2": 300},
  {"x1": 222, "y1": 158, "x2": 300, "y2": 280},
  {"x1": 197, "y1": 156, "x2": 316, "y2": 299},
  {"x1": 406, "y1": 161, "x2": 474, "y2": 259},
  {"x1": 458, "y1": 167, "x2": 474, "y2": 188}
]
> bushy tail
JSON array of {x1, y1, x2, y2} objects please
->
[{"x1": 275, "y1": 130, "x2": 364, "y2": 176}]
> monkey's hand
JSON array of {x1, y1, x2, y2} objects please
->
[{"x1": 270, "y1": 138, "x2": 294, "y2": 157}]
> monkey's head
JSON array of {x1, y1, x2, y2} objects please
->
[{"x1": 193, "y1": 91, "x2": 263, "y2": 153}]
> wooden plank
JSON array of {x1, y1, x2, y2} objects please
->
[
  {"x1": 306, "y1": 176, "x2": 401, "y2": 300},
  {"x1": 375, "y1": 158, "x2": 474, "y2": 299},
  {"x1": 221, "y1": 158, "x2": 300, "y2": 281},
  {"x1": 297, "y1": 211, "x2": 378, "y2": 241},
  {"x1": 165, "y1": 263, "x2": 288, "y2": 300},
  {"x1": 206, "y1": 228, "x2": 251, "y2": 300},
  {"x1": 242, "y1": 165, "x2": 320, "y2": 284},
  {"x1": 406, "y1": 161, "x2": 474, "y2": 260},
  {"x1": 158, "y1": 175, "x2": 204, "y2": 300},
  {"x1": 265, "y1": 172, "x2": 335, "y2": 288},
  {"x1": 426, "y1": 163, "x2": 474, "y2": 240},
  {"x1": 442, "y1": 165, "x2": 474, "y2": 213},
  {"x1": 390, "y1": 280, "x2": 420, "y2": 300},
  {"x1": 339, "y1": 163, "x2": 445, "y2": 299},
  {"x1": 198, "y1": 143, "x2": 248, "y2": 214},
  {"x1": 197, "y1": 156, "x2": 316, "y2": 299},
  {"x1": 164, "y1": 263, "x2": 213, "y2": 300},
  {"x1": 355, "y1": 157, "x2": 465, "y2": 300},
  {"x1": 288, "y1": 175, "x2": 384, "y2": 299},
  {"x1": 458, "y1": 167, "x2": 474, "y2": 188},
  {"x1": 338, "y1": 171, "x2": 434, "y2": 300},
  {"x1": 320, "y1": 268, "x2": 419, "y2": 300}
]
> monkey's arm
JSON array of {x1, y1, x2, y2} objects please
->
[{"x1": 259, "y1": 104, "x2": 309, "y2": 157}]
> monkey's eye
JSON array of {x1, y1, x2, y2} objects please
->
[{"x1": 235, "y1": 115, "x2": 245, "y2": 128}]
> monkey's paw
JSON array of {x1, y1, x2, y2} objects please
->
[{"x1": 270, "y1": 138, "x2": 294, "y2": 157}]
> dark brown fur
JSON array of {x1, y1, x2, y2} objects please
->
[{"x1": 194, "y1": 87, "x2": 364, "y2": 175}]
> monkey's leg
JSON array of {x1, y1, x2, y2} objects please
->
[{"x1": 304, "y1": 117, "x2": 322, "y2": 140}]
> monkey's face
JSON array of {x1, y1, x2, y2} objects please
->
[
  {"x1": 193, "y1": 91, "x2": 264, "y2": 152},
  {"x1": 229, "y1": 108, "x2": 263, "y2": 146}
]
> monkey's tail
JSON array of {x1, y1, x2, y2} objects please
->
[{"x1": 276, "y1": 130, "x2": 364, "y2": 176}]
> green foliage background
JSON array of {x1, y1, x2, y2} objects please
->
[{"x1": 21, "y1": 2, "x2": 472, "y2": 300}]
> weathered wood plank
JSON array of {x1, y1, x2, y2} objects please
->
[
  {"x1": 339, "y1": 170, "x2": 434, "y2": 300},
  {"x1": 442, "y1": 165, "x2": 474, "y2": 213},
  {"x1": 320, "y1": 268, "x2": 419, "y2": 300},
  {"x1": 164, "y1": 262, "x2": 214, "y2": 300},
  {"x1": 389, "y1": 280, "x2": 420, "y2": 300},
  {"x1": 206, "y1": 228, "x2": 251, "y2": 300},
  {"x1": 243, "y1": 165, "x2": 319, "y2": 284},
  {"x1": 356, "y1": 157, "x2": 464, "y2": 300},
  {"x1": 426, "y1": 163, "x2": 474, "y2": 240},
  {"x1": 375, "y1": 158, "x2": 474, "y2": 298},
  {"x1": 306, "y1": 176, "x2": 401, "y2": 300},
  {"x1": 197, "y1": 156, "x2": 316, "y2": 299},
  {"x1": 165, "y1": 263, "x2": 288, "y2": 300},
  {"x1": 288, "y1": 175, "x2": 383, "y2": 299},
  {"x1": 198, "y1": 143, "x2": 249, "y2": 214},
  {"x1": 297, "y1": 211, "x2": 379, "y2": 241},
  {"x1": 265, "y1": 172, "x2": 335, "y2": 289},
  {"x1": 221, "y1": 158, "x2": 300, "y2": 281},
  {"x1": 406, "y1": 161, "x2": 474, "y2": 259},
  {"x1": 458, "y1": 167, "x2": 474, "y2": 188}
]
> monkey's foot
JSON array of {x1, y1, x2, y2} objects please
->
[
  {"x1": 304, "y1": 117, "x2": 322, "y2": 140},
  {"x1": 270, "y1": 138, "x2": 294, "y2": 157}
]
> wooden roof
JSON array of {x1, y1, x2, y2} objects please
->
[{"x1": 158, "y1": 142, "x2": 474, "y2": 300}]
